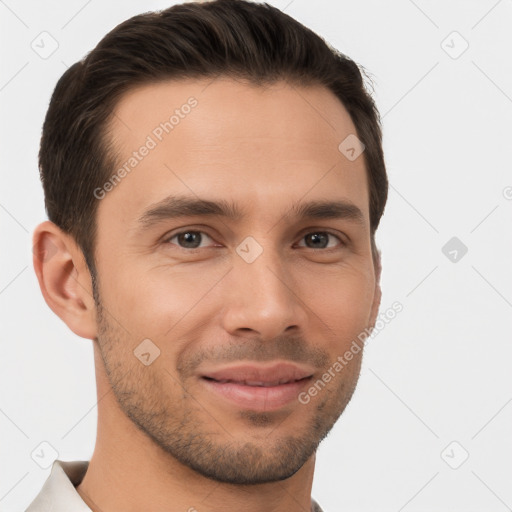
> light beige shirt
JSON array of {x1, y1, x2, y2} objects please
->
[
  {"x1": 25, "y1": 459, "x2": 324, "y2": 511},
  {"x1": 25, "y1": 460, "x2": 91, "y2": 512}
]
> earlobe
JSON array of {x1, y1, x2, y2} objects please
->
[{"x1": 32, "y1": 220, "x2": 97, "y2": 340}]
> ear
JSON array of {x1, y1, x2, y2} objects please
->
[
  {"x1": 32, "y1": 220, "x2": 97, "y2": 340},
  {"x1": 368, "y1": 246, "x2": 382, "y2": 330}
]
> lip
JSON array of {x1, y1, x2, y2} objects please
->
[{"x1": 199, "y1": 361, "x2": 314, "y2": 412}]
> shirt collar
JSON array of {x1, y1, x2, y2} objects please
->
[
  {"x1": 26, "y1": 459, "x2": 323, "y2": 512},
  {"x1": 25, "y1": 459, "x2": 91, "y2": 512}
]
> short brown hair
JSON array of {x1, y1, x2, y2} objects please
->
[{"x1": 39, "y1": 0, "x2": 388, "y2": 276}]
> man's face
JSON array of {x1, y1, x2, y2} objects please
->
[{"x1": 92, "y1": 78, "x2": 380, "y2": 484}]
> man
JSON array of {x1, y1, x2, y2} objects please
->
[{"x1": 28, "y1": 0, "x2": 388, "y2": 510}]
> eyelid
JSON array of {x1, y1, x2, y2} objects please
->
[{"x1": 296, "y1": 226, "x2": 347, "y2": 243}]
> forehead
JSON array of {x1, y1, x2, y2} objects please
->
[
  {"x1": 100, "y1": 77, "x2": 369, "y2": 227},
  {"x1": 110, "y1": 77, "x2": 358, "y2": 150}
]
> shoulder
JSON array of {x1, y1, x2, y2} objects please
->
[{"x1": 311, "y1": 498, "x2": 325, "y2": 512}]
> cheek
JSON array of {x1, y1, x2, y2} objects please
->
[
  {"x1": 296, "y1": 268, "x2": 374, "y2": 356},
  {"x1": 100, "y1": 262, "x2": 228, "y2": 338},
  {"x1": 99, "y1": 254, "x2": 375, "y2": 347},
  {"x1": 300, "y1": 265, "x2": 375, "y2": 337}
]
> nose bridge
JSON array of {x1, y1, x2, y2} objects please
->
[
  {"x1": 221, "y1": 236, "x2": 306, "y2": 337},
  {"x1": 239, "y1": 241, "x2": 289, "y2": 300}
]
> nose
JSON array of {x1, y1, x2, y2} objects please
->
[{"x1": 220, "y1": 245, "x2": 308, "y2": 341}]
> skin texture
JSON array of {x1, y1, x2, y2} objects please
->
[{"x1": 33, "y1": 77, "x2": 382, "y2": 512}]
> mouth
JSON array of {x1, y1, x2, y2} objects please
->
[
  {"x1": 199, "y1": 362, "x2": 314, "y2": 412},
  {"x1": 202, "y1": 376, "x2": 311, "y2": 386}
]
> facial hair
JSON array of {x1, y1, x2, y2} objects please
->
[{"x1": 92, "y1": 277, "x2": 363, "y2": 485}]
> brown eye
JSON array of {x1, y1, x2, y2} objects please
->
[
  {"x1": 165, "y1": 230, "x2": 214, "y2": 250},
  {"x1": 297, "y1": 231, "x2": 344, "y2": 250}
]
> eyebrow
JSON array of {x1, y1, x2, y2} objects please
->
[{"x1": 136, "y1": 194, "x2": 366, "y2": 229}]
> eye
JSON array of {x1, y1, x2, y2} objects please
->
[
  {"x1": 296, "y1": 231, "x2": 345, "y2": 250},
  {"x1": 163, "y1": 229, "x2": 346, "y2": 252},
  {"x1": 164, "y1": 230, "x2": 216, "y2": 250}
]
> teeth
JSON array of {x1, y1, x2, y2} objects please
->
[
  {"x1": 239, "y1": 380, "x2": 292, "y2": 386},
  {"x1": 244, "y1": 380, "x2": 277, "y2": 387}
]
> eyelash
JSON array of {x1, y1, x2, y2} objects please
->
[{"x1": 163, "y1": 228, "x2": 346, "y2": 252}]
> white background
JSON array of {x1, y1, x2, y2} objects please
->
[{"x1": 1, "y1": 1, "x2": 511, "y2": 511}]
